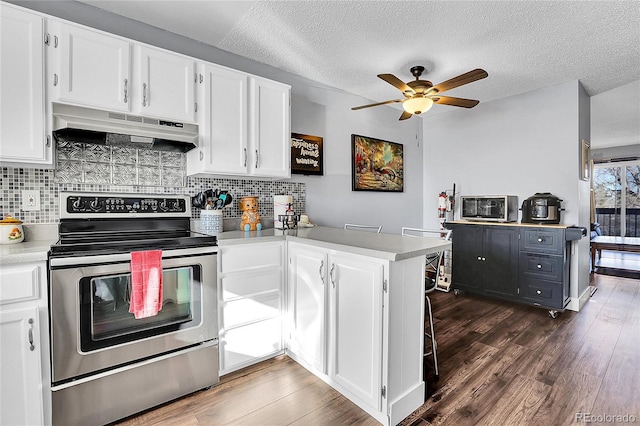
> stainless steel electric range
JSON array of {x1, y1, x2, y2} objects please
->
[{"x1": 48, "y1": 192, "x2": 219, "y2": 425}]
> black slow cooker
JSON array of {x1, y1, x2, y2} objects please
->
[{"x1": 521, "y1": 192, "x2": 563, "y2": 224}]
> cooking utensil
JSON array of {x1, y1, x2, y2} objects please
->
[{"x1": 192, "y1": 192, "x2": 207, "y2": 209}]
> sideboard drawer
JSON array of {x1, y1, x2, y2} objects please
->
[
  {"x1": 520, "y1": 228, "x2": 563, "y2": 255},
  {"x1": 519, "y1": 252, "x2": 564, "y2": 282}
]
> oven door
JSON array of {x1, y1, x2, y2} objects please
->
[{"x1": 49, "y1": 247, "x2": 217, "y2": 384}]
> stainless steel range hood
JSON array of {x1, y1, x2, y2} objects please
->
[{"x1": 52, "y1": 103, "x2": 198, "y2": 152}]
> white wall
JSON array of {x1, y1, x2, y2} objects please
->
[
  {"x1": 289, "y1": 89, "x2": 423, "y2": 233},
  {"x1": 422, "y1": 80, "x2": 591, "y2": 308}
]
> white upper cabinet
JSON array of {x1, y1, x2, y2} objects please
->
[
  {"x1": 187, "y1": 63, "x2": 290, "y2": 179},
  {"x1": 50, "y1": 21, "x2": 196, "y2": 122},
  {"x1": 135, "y1": 45, "x2": 196, "y2": 123},
  {"x1": 0, "y1": 3, "x2": 51, "y2": 166},
  {"x1": 188, "y1": 63, "x2": 249, "y2": 175},
  {"x1": 249, "y1": 76, "x2": 291, "y2": 178},
  {"x1": 51, "y1": 21, "x2": 131, "y2": 112}
]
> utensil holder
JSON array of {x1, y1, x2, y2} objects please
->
[{"x1": 200, "y1": 209, "x2": 223, "y2": 234}]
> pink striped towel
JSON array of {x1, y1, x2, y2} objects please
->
[{"x1": 129, "y1": 250, "x2": 163, "y2": 319}]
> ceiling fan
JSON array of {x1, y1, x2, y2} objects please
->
[{"x1": 352, "y1": 66, "x2": 488, "y2": 121}]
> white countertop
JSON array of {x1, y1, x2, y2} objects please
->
[
  {"x1": 0, "y1": 239, "x2": 55, "y2": 265},
  {"x1": 0, "y1": 226, "x2": 452, "y2": 265},
  {"x1": 217, "y1": 226, "x2": 451, "y2": 261}
]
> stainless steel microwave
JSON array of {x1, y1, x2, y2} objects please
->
[{"x1": 460, "y1": 195, "x2": 518, "y2": 222}]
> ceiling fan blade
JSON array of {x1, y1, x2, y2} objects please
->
[
  {"x1": 351, "y1": 99, "x2": 404, "y2": 111},
  {"x1": 431, "y1": 69, "x2": 488, "y2": 94},
  {"x1": 432, "y1": 96, "x2": 480, "y2": 108},
  {"x1": 378, "y1": 74, "x2": 414, "y2": 95},
  {"x1": 399, "y1": 111, "x2": 413, "y2": 121}
]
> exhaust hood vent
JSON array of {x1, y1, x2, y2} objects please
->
[{"x1": 52, "y1": 104, "x2": 198, "y2": 153}]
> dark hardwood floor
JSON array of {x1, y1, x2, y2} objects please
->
[{"x1": 115, "y1": 273, "x2": 639, "y2": 425}]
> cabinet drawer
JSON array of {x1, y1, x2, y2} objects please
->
[
  {"x1": 221, "y1": 269, "x2": 281, "y2": 300},
  {"x1": 220, "y1": 242, "x2": 283, "y2": 274},
  {"x1": 220, "y1": 317, "x2": 282, "y2": 371},
  {"x1": 520, "y1": 278, "x2": 566, "y2": 309},
  {"x1": 0, "y1": 264, "x2": 40, "y2": 304},
  {"x1": 222, "y1": 293, "x2": 281, "y2": 329},
  {"x1": 519, "y1": 253, "x2": 563, "y2": 282},
  {"x1": 521, "y1": 228, "x2": 563, "y2": 255}
]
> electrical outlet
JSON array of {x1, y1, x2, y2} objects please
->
[{"x1": 21, "y1": 190, "x2": 41, "y2": 211}]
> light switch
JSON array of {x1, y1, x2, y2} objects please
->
[{"x1": 21, "y1": 190, "x2": 41, "y2": 211}]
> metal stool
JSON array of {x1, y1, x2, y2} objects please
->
[{"x1": 401, "y1": 227, "x2": 452, "y2": 380}]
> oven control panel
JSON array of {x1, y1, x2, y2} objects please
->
[{"x1": 60, "y1": 192, "x2": 191, "y2": 218}]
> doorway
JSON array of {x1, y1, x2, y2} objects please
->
[{"x1": 593, "y1": 160, "x2": 640, "y2": 237}]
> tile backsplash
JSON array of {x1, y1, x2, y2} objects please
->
[{"x1": 1, "y1": 144, "x2": 305, "y2": 224}]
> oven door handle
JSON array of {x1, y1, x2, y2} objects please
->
[{"x1": 50, "y1": 246, "x2": 218, "y2": 267}]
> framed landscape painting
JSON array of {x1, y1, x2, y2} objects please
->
[{"x1": 351, "y1": 134, "x2": 404, "y2": 192}]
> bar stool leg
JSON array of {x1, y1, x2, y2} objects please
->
[{"x1": 424, "y1": 294, "x2": 439, "y2": 380}]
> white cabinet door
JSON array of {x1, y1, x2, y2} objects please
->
[
  {"x1": 218, "y1": 241, "x2": 284, "y2": 374},
  {"x1": 187, "y1": 64, "x2": 248, "y2": 176},
  {"x1": 328, "y1": 252, "x2": 383, "y2": 412},
  {"x1": 187, "y1": 67, "x2": 290, "y2": 179},
  {"x1": 288, "y1": 243, "x2": 328, "y2": 373},
  {"x1": 0, "y1": 4, "x2": 51, "y2": 166},
  {"x1": 136, "y1": 45, "x2": 196, "y2": 122},
  {"x1": 0, "y1": 306, "x2": 43, "y2": 426},
  {"x1": 52, "y1": 21, "x2": 131, "y2": 112},
  {"x1": 249, "y1": 76, "x2": 291, "y2": 178}
]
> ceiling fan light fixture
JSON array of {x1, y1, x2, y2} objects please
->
[{"x1": 403, "y1": 96, "x2": 433, "y2": 115}]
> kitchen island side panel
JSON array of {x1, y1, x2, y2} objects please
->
[{"x1": 386, "y1": 255, "x2": 427, "y2": 425}]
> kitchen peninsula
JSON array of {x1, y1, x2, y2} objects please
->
[{"x1": 215, "y1": 226, "x2": 451, "y2": 426}]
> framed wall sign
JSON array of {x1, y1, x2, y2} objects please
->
[
  {"x1": 351, "y1": 134, "x2": 404, "y2": 192},
  {"x1": 291, "y1": 133, "x2": 323, "y2": 175}
]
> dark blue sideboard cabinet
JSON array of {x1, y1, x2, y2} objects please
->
[{"x1": 446, "y1": 221, "x2": 576, "y2": 317}]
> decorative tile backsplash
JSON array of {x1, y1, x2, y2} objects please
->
[
  {"x1": 56, "y1": 141, "x2": 186, "y2": 187},
  {"x1": 1, "y1": 144, "x2": 305, "y2": 224}
]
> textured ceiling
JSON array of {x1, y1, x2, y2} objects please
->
[{"x1": 77, "y1": 0, "x2": 640, "y2": 149}]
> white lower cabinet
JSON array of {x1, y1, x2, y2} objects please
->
[
  {"x1": 218, "y1": 241, "x2": 285, "y2": 375},
  {"x1": 287, "y1": 242, "x2": 425, "y2": 426},
  {"x1": 329, "y1": 252, "x2": 384, "y2": 412},
  {"x1": 287, "y1": 243, "x2": 328, "y2": 373},
  {"x1": 0, "y1": 261, "x2": 50, "y2": 426}
]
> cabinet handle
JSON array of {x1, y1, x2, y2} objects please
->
[
  {"x1": 536, "y1": 290, "x2": 542, "y2": 295},
  {"x1": 537, "y1": 264, "x2": 542, "y2": 269},
  {"x1": 319, "y1": 259, "x2": 325, "y2": 285},
  {"x1": 330, "y1": 263, "x2": 336, "y2": 288},
  {"x1": 44, "y1": 33, "x2": 50, "y2": 46},
  {"x1": 537, "y1": 237, "x2": 543, "y2": 242},
  {"x1": 142, "y1": 82, "x2": 147, "y2": 106},
  {"x1": 54, "y1": 35, "x2": 58, "y2": 48},
  {"x1": 243, "y1": 148, "x2": 247, "y2": 167},
  {"x1": 53, "y1": 73, "x2": 58, "y2": 86},
  {"x1": 482, "y1": 257, "x2": 486, "y2": 261},
  {"x1": 200, "y1": 74, "x2": 203, "y2": 83},
  {"x1": 28, "y1": 318, "x2": 35, "y2": 351},
  {"x1": 46, "y1": 135, "x2": 51, "y2": 147},
  {"x1": 199, "y1": 151, "x2": 204, "y2": 161},
  {"x1": 477, "y1": 256, "x2": 482, "y2": 261},
  {"x1": 123, "y1": 78, "x2": 128, "y2": 103},
  {"x1": 255, "y1": 149, "x2": 259, "y2": 168}
]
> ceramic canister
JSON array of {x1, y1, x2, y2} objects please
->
[
  {"x1": 0, "y1": 214, "x2": 24, "y2": 244},
  {"x1": 200, "y1": 209, "x2": 223, "y2": 234}
]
